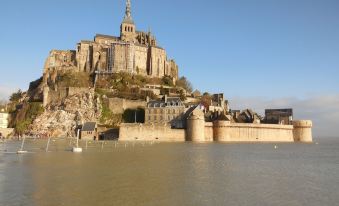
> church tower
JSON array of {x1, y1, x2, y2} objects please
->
[{"x1": 120, "y1": 0, "x2": 136, "y2": 42}]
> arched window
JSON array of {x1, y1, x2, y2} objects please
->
[{"x1": 125, "y1": 27, "x2": 127, "y2": 32}]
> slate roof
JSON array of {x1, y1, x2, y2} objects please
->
[
  {"x1": 147, "y1": 97, "x2": 183, "y2": 108},
  {"x1": 95, "y1": 34, "x2": 120, "y2": 40},
  {"x1": 82, "y1": 122, "x2": 97, "y2": 132}
]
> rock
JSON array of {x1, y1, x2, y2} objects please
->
[{"x1": 30, "y1": 89, "x2": 100, "y2": 138}]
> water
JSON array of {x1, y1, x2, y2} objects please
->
[{"x1": 1, "y1": 138, "x2": 339, "y2": 206}]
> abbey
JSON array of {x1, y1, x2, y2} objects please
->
[{"x1": 44, "y1": 0, "x2": 178, "y2": 80}]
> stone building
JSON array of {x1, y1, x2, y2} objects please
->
[
  {"x1": 237, "y1": 109, "x2": 261, "y2": 124},
  {"x1": 0, "y1": 111, "x2": 9, "y2": 129},
  {"x1": 145, "y1": 96, "x2": 186, "y2": 128},
  {"x1": 43, "y1": 0, "x2": 179, "y2": 83},
  {"x1": 265, "y1": 109, "x2": 293, "y2": 125},
  {"x1": 80, "y1": 122, "x2": 98, "y2": 141}
]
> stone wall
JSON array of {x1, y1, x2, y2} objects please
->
[
  {"x1": 134, "y1": 45, "x2": 148, "y2": 75},
  {"x1": 204, "y1": 122, "x2": 214, "y2": 142},
  {"x1": 293, "y1": 120, "x2": 313, "y2": 142},
  {"x1": 108, "y1": 97, "x2": 146, "y2": 114},
  {"x1": 118, "y1": 120, "x2": 311, "y2": 143},
  {"x1": 150, "y1": 47, "x2": 167, "y2": 78},
  {"x1": 119, "y1": 123, "x2": 185, "y2": 142},
  {"x1": 213, "y1": 121, "x2": 294, "y2": 142},
  {"x1": 0, "y1": 128, "x2": 14, "y2": 138},
  {"x1": 44, "y1": 50, "x2": 76, "y2": 71}
]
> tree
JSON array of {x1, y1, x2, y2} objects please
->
[
  {"x1": 179, "y1": 90, "x2": 187, "y2": 101},
  {"x1": 176, "y1": 76, "x2": 193, "y2": 93},
  {"x1": 201, "y1": 92, "x2": 212, "y2": 108},
  {"x1": 10, "y1": 89, "x2": 23, "y2": 102},
  {"x1": 162, "y1": 76, "x2": 174, "y2": 87}
]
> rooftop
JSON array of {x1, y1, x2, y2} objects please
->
[
  {"x1": 147, "y1": 97, "x2": 184, "y2": 108},
  {"x1": 82, "y1": 122, "x2": 97, "y2": 132}
]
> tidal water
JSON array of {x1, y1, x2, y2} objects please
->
[{"x1": 0, "y1": 138, "x2": 338, "y2": 206}]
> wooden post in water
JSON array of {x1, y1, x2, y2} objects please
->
[{"x1": 46, "y1": 137, "x2": 51, "y2": 152}]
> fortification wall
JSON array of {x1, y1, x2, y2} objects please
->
[
  {"x1": 118, "y1": 121, "x2": 312, "y2": 143},
  {"x1": 204, "y1": 122, "x2": 214, "y2": 142},
  {"x1": 187, "y1": 115, "x2": 205, "y2": 142},
  {"x1": 212, "y1": 121, "x2": 294, "y2": 142},
  {"x1": 119, "y1": 123, "x2": 185, "y2": 142},
  {"x1": 293, "y1": 120, "x2": 313, "y2": 142},
  {"x1": 108, "y1": 98, "x2": 146, "y2": 114}
]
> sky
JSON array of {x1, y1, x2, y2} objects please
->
[{"x1": 0, "y1": 0, "x2": 338, "y2": 137}]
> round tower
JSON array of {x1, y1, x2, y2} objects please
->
[
  {"x1": 293, "y1": 120, "x2": 313, "y2": 142},
  {"x1": 213, "y1": 120, "x2": 231, "y2": 141},
  {"x1": 187, "y1": 109, "x2": 205, "y2": 142}
]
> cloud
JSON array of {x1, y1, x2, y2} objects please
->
[
  {"x1": 229, "y1": 94, "x2": 339, "y2": 138},
  {"x1": 0, "y1": 85, "x2": 18, "y2": 101}
]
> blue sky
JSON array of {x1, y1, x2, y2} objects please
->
[{"x1": 0, "y1": 0, "x2": 339, "y2": 136}]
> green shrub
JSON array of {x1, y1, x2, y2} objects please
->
[
  {"x1": 123, "y1": 108, "x2": 145, "y2": 123},
  {"x1": 56, "y1": 71, "x2": 91, "y2": 88}
]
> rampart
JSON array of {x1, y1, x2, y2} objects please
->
[
  {"x1": 293, "y1": 120, "x2": 313, "y2": 142},
  {"x1": 119, "y1": 123, "x2": 185, "y2": 142},
  {"x1": 213, "y1": 121, "x2": 294, "y2": 142},
  {"x1": 119, "y1": 120, "x2": 312, "y2": 143}
]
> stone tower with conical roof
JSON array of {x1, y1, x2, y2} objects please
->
[{"x1": 120, "y1": 0, "x2": 136, "y2": 42}]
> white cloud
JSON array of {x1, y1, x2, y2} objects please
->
[{"x1": 229, "y1": 94, "x2": 339, "y2": 138}]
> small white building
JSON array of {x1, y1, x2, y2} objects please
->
[{"x1": 0, "y1": 112, "x2": 9, "y2": 129}]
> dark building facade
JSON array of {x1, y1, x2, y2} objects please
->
[{"x1": 265, "y1": 109, "x2": 293, "y2": 125}]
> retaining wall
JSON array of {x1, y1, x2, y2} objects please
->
[{"x1": 119, "y1": 123, "x2": 185, "y2": 142}]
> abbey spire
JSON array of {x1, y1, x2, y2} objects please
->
[
  {"x1": 123, "y1": 0, "x2": 134, "y2": 24},
  {"x1": 120, "y1": 0, "x2": 136, "y2": 42}
]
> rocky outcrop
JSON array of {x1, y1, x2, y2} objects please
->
[{"x1": 30, "y1": 89, "x2": 101, "y2": 138}]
